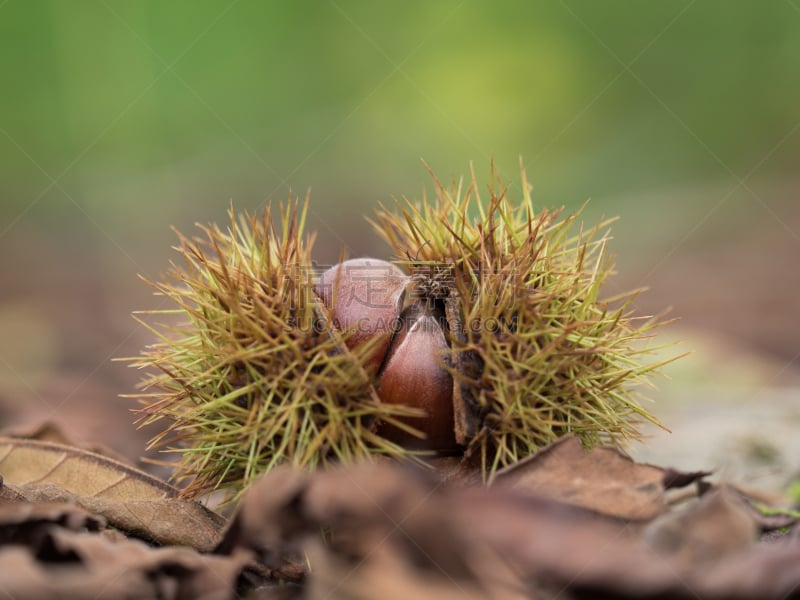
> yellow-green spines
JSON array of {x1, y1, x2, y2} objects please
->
[
  {"x1": 371, "y1": 163, "x2": 667, "y2": 476},
  {"x1": 131, "y1": 163, "x2": 673, "y2": 498},
  {"x1": 131, "y1": 201, "x2": 418, "y2": 499}
]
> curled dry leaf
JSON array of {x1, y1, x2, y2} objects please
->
[
  {"x1": 0, "y1": 527, "x2": 250, "y2": 600},
  {"x1": 0, "y1": 474, "x2": 257, "y2": 599},
  {"x1": 17, "y1": 484, "x2": 224, "y2": 551},
  {"x1": 215, "y1": 468, "x2": 312, "y2": 585},
  {"x1": 0, "y1": 476, "x2": 28, "y2": 502},
  {"x1": 0, "y1": 436, "x2": 176, "y2": 500},
  {"x1": 0, "y1": 437, "x2": 225, "y2": 550},
  {"x1": 0, "y1": 499, "x2": 105, "y2": 546},
  {"x1": 305, "y1": 537, "x2": 528, "y2": 600},
  {"x1": 662, "y1": 466, "x2": 714, "y2": 490},
  {"x1": 493, "y1": 435, "x2": 708, "y2": 520},
  {"x1": 643, "y1": 487, "x2": 758, "y2": 568}
]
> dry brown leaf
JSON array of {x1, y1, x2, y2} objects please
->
[
  {"x1": 215, "y1": 468, "x2": 310, "y2": 580},
  {"x1": 662, "y1": 466, "x2": 714, "y2": 490},
  {"x1": 77, "y1": 496, "x2": 223, "y2": 551},
  {"x1": 306, "y1": 538, "x2": 528, "y2": 600},
  {"x1": 643, "y1": 487, "x2": 758, "y2": 568},
  {"x1": 424, "y1": 455, "x2": 483, "y2": 486},
  {"x1": 0, "y1": 527, "x2": 251, "y2": 600},
  {"x1": 0, "y1": 436, "x2": 176, "y2": 500},
  {"x1": 0, "y1": 475, "x2": 28, "y2": 502},
  {"x1": 0, "y1": 500, "x2": 105, "y2": 546},
  {"x1": 494, "y1": 436, "x2": 691, "y2": 520},
  {"x1": 0, "y1": 437, "x2": 226, "y2": 550},
  {"x1": 16, "y1": 483, "x2": 224, "y2": 551},
  {"x1": 0, "y1": 474, "x2": 258, "y2": 598}
]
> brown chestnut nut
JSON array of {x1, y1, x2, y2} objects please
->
[
  {"x1": 375, "y1": 303, "x2": 456, "y2": 451},
  {"x1": 315, "y1": 258, "x2": 458, "y2": 453},
  {"x1": 314, "y1": 258, "x2": 408, "y2": 374}
]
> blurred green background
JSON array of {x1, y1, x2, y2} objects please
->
[{"x1": 1, "y1": 1, "x2": 799, "y2": 466}]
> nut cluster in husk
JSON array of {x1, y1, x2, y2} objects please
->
[{"x1": 130, "y1": 164, "x2": 672, "y2": 499}]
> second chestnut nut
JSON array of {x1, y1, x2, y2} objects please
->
[{"x1": 315, "y1": 258, "x2": 457, "y2": 452}]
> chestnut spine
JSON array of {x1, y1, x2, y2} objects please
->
[{"x1": 129, "y1": 162, "x2": 675, "y2": 498}]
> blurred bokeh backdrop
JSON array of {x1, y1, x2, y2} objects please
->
[{"x1": 1, "y1": 1, "x2": 799, "y2": 480}]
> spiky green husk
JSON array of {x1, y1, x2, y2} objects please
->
[
  {"x1": 371, "y1": 162, "x2": 672, "y2": 477},
  {"x1": 131, "y1": 201, "x2": 419, "y2": 499}
]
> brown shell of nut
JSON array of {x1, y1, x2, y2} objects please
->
[
  {"x1": 376, "y1": 303, "x2": 456, "y2": 450},
  {"x1": 315, "y1": 258, "x2": 459, "y2": 453},
  {"x1": 314, "y1": 258, "x2": 408, "y2": 375}
]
